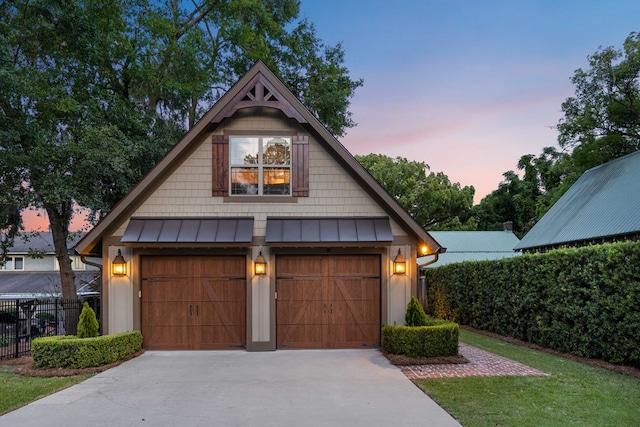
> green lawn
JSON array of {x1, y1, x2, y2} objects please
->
[
  {"x1": 415, "y1": 329, "x2": 640, "y2": 427},
  {"x1": 0, "y1": 369, "x2": 90, "y2": 415}
]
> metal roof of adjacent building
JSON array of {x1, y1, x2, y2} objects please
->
[
  {"x1": 0, "y1": 271, "x2": 99, "y2": 297},
  {"x1": 419, "y1": 231, "x2": 521, "y2": 267},
  {"x1": 7, "y1": 232, "x2": 85, "y2": 254},
  {"x1": 515, "y1": 150, "x2": 640, "y2": 251}
]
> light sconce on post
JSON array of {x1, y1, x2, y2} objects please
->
[
  {"x1": 112, "y1": 249, "x2": 127, "y2": 276},
  {"x1": 254, "y1": 251, "x2": 267, "y2": 276},
  {"x1": 393, "y1": 248, "x2": 406, "y2": 275}
]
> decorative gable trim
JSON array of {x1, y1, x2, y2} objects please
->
[
  {"x1": 212, "y1": 73, "x2": 306, "y2": 123},
  {"x1": 75, "y1": 61, "x2": 444, "y2": 257}
]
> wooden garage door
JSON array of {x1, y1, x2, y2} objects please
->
[
  {"x1": 141, "y1": 256, "x2": 246, "y2": 350},
  {"x1": 276, "y1": 255, "x2": 380, "y2": 349}
]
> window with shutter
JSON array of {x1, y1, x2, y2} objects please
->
[{"x1": 214, "y1": 134, "x2": 309, "y2": 198}]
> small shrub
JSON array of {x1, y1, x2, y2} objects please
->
[
  {"x1": 382, "y1": 319, "x2": 459, "y2": 358},
  {"x1": 32, "y1": 331, "x2": 143, "y2": 368},
  {"x1": 405, "y1": 296, "x2": 428, "y2": 326},
  {"x1": 77, "y1": 302, "x2": 99, "y2": 338}
]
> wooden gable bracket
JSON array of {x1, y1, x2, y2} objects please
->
[{"x1": 211, "y1": 73, "x2": 307, "y2": 124}]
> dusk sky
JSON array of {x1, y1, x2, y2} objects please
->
[
  {"x1": 22, "y1": 1, "x2": 640, "y2": 231},
  {"x1": 299, "y1": 0, "x2": 640, "y2": 202}
]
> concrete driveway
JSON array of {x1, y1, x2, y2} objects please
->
[{"x1": 1, "y1": 350, "x2": 461, "y2": 427}]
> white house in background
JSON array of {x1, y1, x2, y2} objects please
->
[{"x1": 0, "y1": 232, "x2": 99, "y2": 298}]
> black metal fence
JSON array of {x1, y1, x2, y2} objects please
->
[{"x1": 0, "y1": 297, "x2": 101, "y2": 360}]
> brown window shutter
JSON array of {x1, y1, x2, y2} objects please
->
[
  {"x1": 291, "y1": 135, "x2": 309, "y2": 197},
  {"x1": 212, "y1": 134, "x2": 229, "y2": 196}
]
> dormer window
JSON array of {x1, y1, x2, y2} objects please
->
[{"x1": 230, "y1": 136, "x2": 291, "y2": 196}]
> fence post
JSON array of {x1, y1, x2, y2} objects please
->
[{"x1": 12, "y1": 299, "x2": 19, "y2": 359}]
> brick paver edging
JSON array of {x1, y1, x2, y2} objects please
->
[{"x1": 401, "y1": 343, "x2": 548, "y2": 379}]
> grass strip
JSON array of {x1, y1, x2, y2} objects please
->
[
  {"x1": 415, "y1": 329, "x2": 640, "y2": 427},
  {"x1": 0, "y1": 369, "x2": 90, "y2": 415}
]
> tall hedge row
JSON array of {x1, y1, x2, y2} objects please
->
[{"x1": 424, "y1": 241, "x2": 640, "y2": 367}]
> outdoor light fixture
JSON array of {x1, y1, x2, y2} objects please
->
[
  {"x1": 420, "y1": 245, "x2": 429, "y2": 256},
  {"x1": 112, "y1": 249, "x2": 127, "y2": 276},
  {"x1": 393, "y1": 249, "x2": 407, "y2": 275},
  {"x1": 254, "y1": 251, "x2": 267, "y2": 275}
]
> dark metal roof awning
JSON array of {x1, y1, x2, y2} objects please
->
[
  {"x1": 121, "y1": 217, "x2": 254, "y2": 245},
  {"x1": 265, "y1": 217, "x2": 393, "y2": 244}
]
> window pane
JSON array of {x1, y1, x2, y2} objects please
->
[
  {"x1": 230, "y1": 137, "x2": 259, "y2": 165},
  {"x1": 263, "y1": 168, "x2": 290, "y2": 195},
  {"x1": 14, "y1": 257, "x2": 24, "y2": 270},
  {"x1": 263, "y1": 137, "x2": 290, "y2": 165},
  {"x1": 5, "y1": 259, "x2": 13, "y2": 270},
  {"x1": 231, "y1": 167, "x2": 259, "y2": 195}
]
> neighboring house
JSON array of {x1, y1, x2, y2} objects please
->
[
  {"x1": 515, "y1": 150, "x2": 640, "y2": 253},
  {"x1": 0, "y1": 232, "x2": 100, "y2": 298},
  {"x1": 418, "y1": 230, "x2": 521, "y2": 268},
  {"x1": 75, "y1": 61, "x2": 444, "y2": 351}
]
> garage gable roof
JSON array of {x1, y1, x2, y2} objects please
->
[
  {"x1": 265, "y1": 217, "x2": 393, "y2": 244},
  {"x1": 121, "y1": 218, "x2": 253, "y2": 244},
  {"x1": 75, "y1": 61, "x2": 442, "y2": 256}
]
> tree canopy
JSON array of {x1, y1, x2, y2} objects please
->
[
  {"x1": 475, "y1": 31, "x2": 640, "y2": 236},
  {"x1": 0, "y1": 0, "x2": 362, "y2": 313},
  {"x1": 355, "y1": 154, "x2": 475, "y2": 230}
]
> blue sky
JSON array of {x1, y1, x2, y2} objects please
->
[{"x1": 298, "y1": 0, "x2": 640, "y2": 202}]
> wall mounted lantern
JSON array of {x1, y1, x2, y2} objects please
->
[
  {"x1": 393, "y1": 249, "x2": 406, "y2": 275},
  {"x1": 112, "y1": 249, "x2": 127, "y2": 276},
  {"x1": 254, "y1": 251, "x2": 267, "y2": 275}
]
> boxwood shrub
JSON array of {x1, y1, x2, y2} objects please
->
[
  {"x1": 32, "y1": 331, "x2": 143, "y2": 369},
  {"x1": 382, "y1": 319, "x2": 459, "y2": 358}
]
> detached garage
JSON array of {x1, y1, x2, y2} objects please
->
[{"x1": 75, "y1": 61, "x2": 444, "y2": 351}]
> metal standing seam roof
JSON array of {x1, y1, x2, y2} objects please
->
[
  {"x1": 265, "y1": 217, "x2": 393, "y2": 243},
  {"x1": 515, "y1": 150, "x2": 640, "y2": 251},
  {"x1": 121, "y1": 218, "x2": 254, "y2": 244},
  {"x1": 418, "y1": 231, "x2": 521, "y2": 267},
  {"x1": 427, "y1": 231, "x2": 520, "y2": 253}
]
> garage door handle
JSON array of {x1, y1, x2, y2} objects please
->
[
  {"x1": 196, "y1": 305, "x2": 199, "y2": 316},
  {"x1": 323, "y1": 304, "x2": 326, "y2": 314},
  {"x1": 189, "y1": 305, "x2": 192, "y2": 316},
  {"x1": 330, "y1": 304, "x2": 333, "y2": 314}
]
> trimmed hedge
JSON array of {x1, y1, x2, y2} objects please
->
[
  {"x1": 424, "y1": 241, "x2": 640, "y2": 367},
  {"x1": 32, "y1": 331, "x2": 143, "y2": 368},
  {"x1": 382, "y1": 319, "x2": 459, "y2": 358}
]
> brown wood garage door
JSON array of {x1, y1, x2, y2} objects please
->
[
  {"x1": 276, "y1": 255, "x2": 380, "y2": 349},
  {"x1": 141, "y1": 255, "x2": 246, "y2": 350}
]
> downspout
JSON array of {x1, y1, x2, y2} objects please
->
[
  {"x1": 416, "y1": 250, "x2": 443, "y2": 311},
  {"x1": 80, "y1": 254, "x2": 103, "y2": 272},
  {"x1": 80, "y1": 254, "x2": 103, "y2": 335}
]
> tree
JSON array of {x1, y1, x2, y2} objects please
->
[
  {"x1": 355, "y1": 154, "x2": 475, "y2": 230},
  {"x1": 558, "y1": 31, "x2": 640, "y2": 174},
  {"x1": 0, "y1": 0, "x2": 362, "y2": 332}
]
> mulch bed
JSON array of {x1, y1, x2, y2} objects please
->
[
  {"x1": 461, "y1": 325, "x2": 640, "y2": 379},
  {"x1": 0, "y1": 350, "x2": 145, "y2": 378}
]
